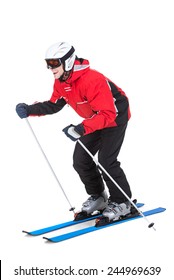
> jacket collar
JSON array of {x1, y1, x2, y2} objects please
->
[{"x1": 66, "y1": 58, "x2": 90, "y2": 83}]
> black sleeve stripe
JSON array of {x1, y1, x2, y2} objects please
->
[
  {"x1": 108, "y1": 80, "x2": 130, "y2": 125},
  {"x1": 28, "y1": 98, "x2": 66, "y2": 116}
]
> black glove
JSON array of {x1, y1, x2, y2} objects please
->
[
  {"x1": 62, "y1": 124, "x2": 85, "y2": 141},
  {"x1": 16, "y1": 103, "x2": 29, "y2": 118}
]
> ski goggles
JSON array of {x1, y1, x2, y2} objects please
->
[{"x1": 45, "y1": 59, "x2": 62, "y2": 69}]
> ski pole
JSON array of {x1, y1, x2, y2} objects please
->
[
  {"x1": 25, "y1": 118, "x2": 75, "y2": 214},
  {"x1": 77, "y1": 139, "x2": 156, "y2": 230}
]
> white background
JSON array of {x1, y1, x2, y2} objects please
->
[{"x1": 0, "y1": 0, "x2": 174, "y2": 279}]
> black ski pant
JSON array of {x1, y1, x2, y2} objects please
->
[{"x1": 73, "y1": 124, "x2": 132, "y2": 203}]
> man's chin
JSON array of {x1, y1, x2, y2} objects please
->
[{"x1": 54, "y1": 74, "x2": 61, "y2": 80}]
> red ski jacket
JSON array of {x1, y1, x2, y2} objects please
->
[{"x1": 28, "y1": 57, "x2": 131, "y2": 135}]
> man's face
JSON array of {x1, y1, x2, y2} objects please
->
[{"x1": 50, "y1": 64, "x2": 64, "y2": 79}]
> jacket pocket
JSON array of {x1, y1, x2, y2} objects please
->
[{"x1": 76, "y1": 101, "x2": 95, "y2": 118}]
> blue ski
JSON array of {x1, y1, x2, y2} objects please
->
[
  {"x1": 23, "y1": 202, "x2": 144, "y2": 236},
  {"x1": 43, "y1": 207, "x2": 166, "y2": 243}
]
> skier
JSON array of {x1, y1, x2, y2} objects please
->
[{"x1": 16, "y1": 42, "x2": 132, "y2": 222}]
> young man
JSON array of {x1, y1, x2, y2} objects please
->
[{"x1": 16, "y1": 42, "x2": 132, "y2": 222}]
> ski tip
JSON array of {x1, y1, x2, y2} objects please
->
[
  {"x1": 22, "y1": 230, "x2": 31, "y2": 235},
  {"x1": 43, "y1": 237, "x2": 54, "y2": 243},
  {"x1": 22, "y1": 230, "x2": 39, "y2": 236}
]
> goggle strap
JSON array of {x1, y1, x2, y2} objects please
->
[{"x1": 60, "y1": 46, "x2": 75, "y2": 62}]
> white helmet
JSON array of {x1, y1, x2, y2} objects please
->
[{"x1": 45, "y1": 42, "x2": 76, "y2": 71}]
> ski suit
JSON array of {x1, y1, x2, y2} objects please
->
[{"x1": 27, "y1": 57, "x2": 132, "y2": 203}]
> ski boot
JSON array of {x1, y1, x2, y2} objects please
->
[
  {"x1": 74, "y1": 190, "x2": 108, "y2": 221},
  {"x1": 95, "y1": 200, "x2": 137, "y2": 227}
]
